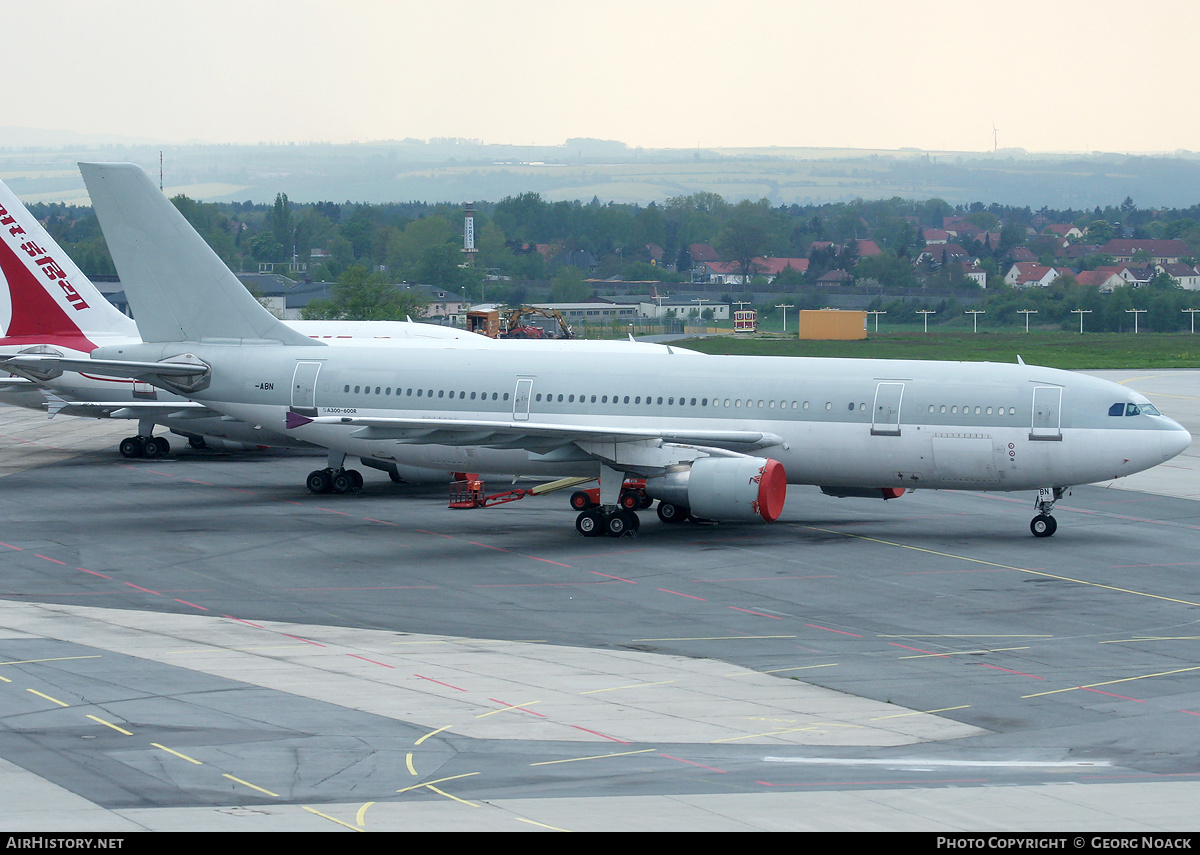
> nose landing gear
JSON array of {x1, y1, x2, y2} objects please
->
[{"x1": 1030, "y1": 487, "x2": 1067, "y2": 537}]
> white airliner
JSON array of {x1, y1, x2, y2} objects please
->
[
  {"x1": 3, "y1": 163, "x2": 1190, "y2": 538},
  {"x1": 0, "y1": 176, "x2": 692, "y2": 479}
]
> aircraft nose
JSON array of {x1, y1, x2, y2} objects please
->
[{"x1": 1161, "y1": 420, "x2": 1192, "y2": 461}]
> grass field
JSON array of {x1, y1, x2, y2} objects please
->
[{"x1": 676, "y1": 332, "x2": 1200, "y2": 370}]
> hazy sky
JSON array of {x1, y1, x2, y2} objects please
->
[{"x1": 9, "y1": 0, "x2": 1199, "y2": 154}]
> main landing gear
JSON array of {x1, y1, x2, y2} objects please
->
[
  {"x1": 118, "y1": 418, "x2": 171, "y2": 459},
  {"x1": 575, "y1": 506, "x2": 641, "y2": 538},
  {"x1": 572, "y1": 479, "x2": 652, "y2": 537},
  {"x1": 306, "y1": 452, "x2": 363, "y2": 495},
  {"x1": 119, "y1": 434, "x2": 171, "y2": 459},
  {"x1": 1030, "y1": 487, "x2": 1067, "y2": 538}
]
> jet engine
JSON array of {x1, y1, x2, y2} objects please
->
[{"x1": 645, "y1": 457, "x2": 787, "y2": 522}]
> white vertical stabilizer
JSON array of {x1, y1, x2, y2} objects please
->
[{"x1": 79, "y1": 162, "x2": 319, "y2": 347}]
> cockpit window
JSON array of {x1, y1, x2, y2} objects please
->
[{"x1": 1111, "y1": 402, "x2": 1162, "y2": 417}]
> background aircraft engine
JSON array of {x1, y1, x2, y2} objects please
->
[
  {"x1": 646, "y1": 457, "x2": 787, "y2": 522},
  {"x1": 819, "y1": 487, "x2": 907, "y2": 500}
]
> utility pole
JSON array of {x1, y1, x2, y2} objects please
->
[
  {"x1": 965, "y1": 310, "x2": 985, "y2": 333},
  {"x1": 775, "y1": 303, "x2": 794, "y2": 334},
  {"x1": 1017, "y1": 309, "x2": 1037, "y2": 333},
  {"x1": 916, "y1": 310, "x2": 936, "y2": 333},
  {"x1": 1071, "y1": 309, "x2": 1092, "y2": 334},
  {"x1": 1125, "y1": 308, "x2": 1147, "y2": 334}
]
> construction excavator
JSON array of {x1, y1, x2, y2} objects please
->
[{"x1": 465, "y1": 306, "x2": 574, "y2": 339}]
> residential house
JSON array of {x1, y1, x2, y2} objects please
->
[
  {"x1": 1156, "y1": 263, "x2": 1200, "y2": 290},
  {"x1": 1101, "y1": 239, "x2": 1191, "y2": 265},
  {"x1": 1075, "y1": 267, "x2": 1126, "y2": 293},
  {"x1": 1004, "y1": 262, "x2": 1064, "y2": 288}
]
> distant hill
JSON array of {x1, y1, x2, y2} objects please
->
[{"x1": 4, "y1": 133, "x2": 1200, "y2": 209}]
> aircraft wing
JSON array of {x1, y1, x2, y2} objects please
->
[
  {"x1": 42, "y1": 395, "x2": 214, "y2": 421},
  {"x1": 300, "y1": 413, "x2": 783, "y2": 463},
  {"x1": 0, "y1": 377, "x2": 36, "y2": 389}
]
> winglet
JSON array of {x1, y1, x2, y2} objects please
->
[
  {"x1": 79, "y1": 163, "x2": 320, "y2": 347},
  {"x1": 1017, "y1": 354, "x2": 1025, "y2": 365}
]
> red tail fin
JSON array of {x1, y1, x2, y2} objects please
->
[{"x1": 0, "y1": 180, "x2": 136, "y2": 351}]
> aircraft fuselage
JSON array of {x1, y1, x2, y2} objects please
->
[{"x1": 90, "y1": 341, "x2": 1191, "y2": 492}]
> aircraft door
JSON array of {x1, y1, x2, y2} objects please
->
[
  {"x1": 513, "y1": 378, "x2": 533, "y2": 421},
  {"x1": 291, "y1": 360, "x2": 323, "y2": 416},
  {"x1": 1030, "y1": 386, "x2": 1062, "y2": 441},
  {"x1": 871, "y1": 382, "x2": 904, "y2": 436}
]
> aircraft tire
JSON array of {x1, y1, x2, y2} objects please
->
[
  {"x1": 1030, "y1": 514, "x2": 1057, "y2": 538},
  {"x1": 119, "y1": 437, "x2": 145, "y2": 459},
  {"x1": 656, "y1": 502, "x2": 690, "y2": 524},
  {"x1": 576, "y1": 509, "x2": 604, "y2": 537},
  {"x1": 307, "y1": 469, "x2": 333, "y2": 494},
  {"x1": 606, "y1": 510, "x2": 638, "y2": 537},
  {"x1": 349, "y1": 469, "x2": 364, "y2": 491},
  {"x1": 143, "y1": 437, "x2": 169, "y2": 458},
  {"x1": 188, "y1": 436, "x2": 208, "y2": 450}
]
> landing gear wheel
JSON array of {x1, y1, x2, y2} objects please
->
[
  {"x1": 306, "y1": 469, "x2": 333, "y2": 494},
  {"x1": 143, "y1": 437, "x2": 170, "y2": 458},
  {"x1": 1030, "y1": 514, "x2": 1057, "y2": 538},
  {"x1": 188, "y1": 436, "x2": 208, "y2": 450},
  {"x1": 331, "y1": 469, "x2": 362, "y2": 494},
  {"x1": 656, "y1": 502, "x2": 691, "y2": 524},
  {"x1": 606, "y1": 509, "x2": 639, "y2": 537},
  {"x1": 119, "y1": 437, "x2": 145, "y2": 459},
  {"x1": 576, "y1": 509, "x2": 604, "y2": 537},
  {"x1": 570, "y1": 490, "x2": 594, "y2": 511}
]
